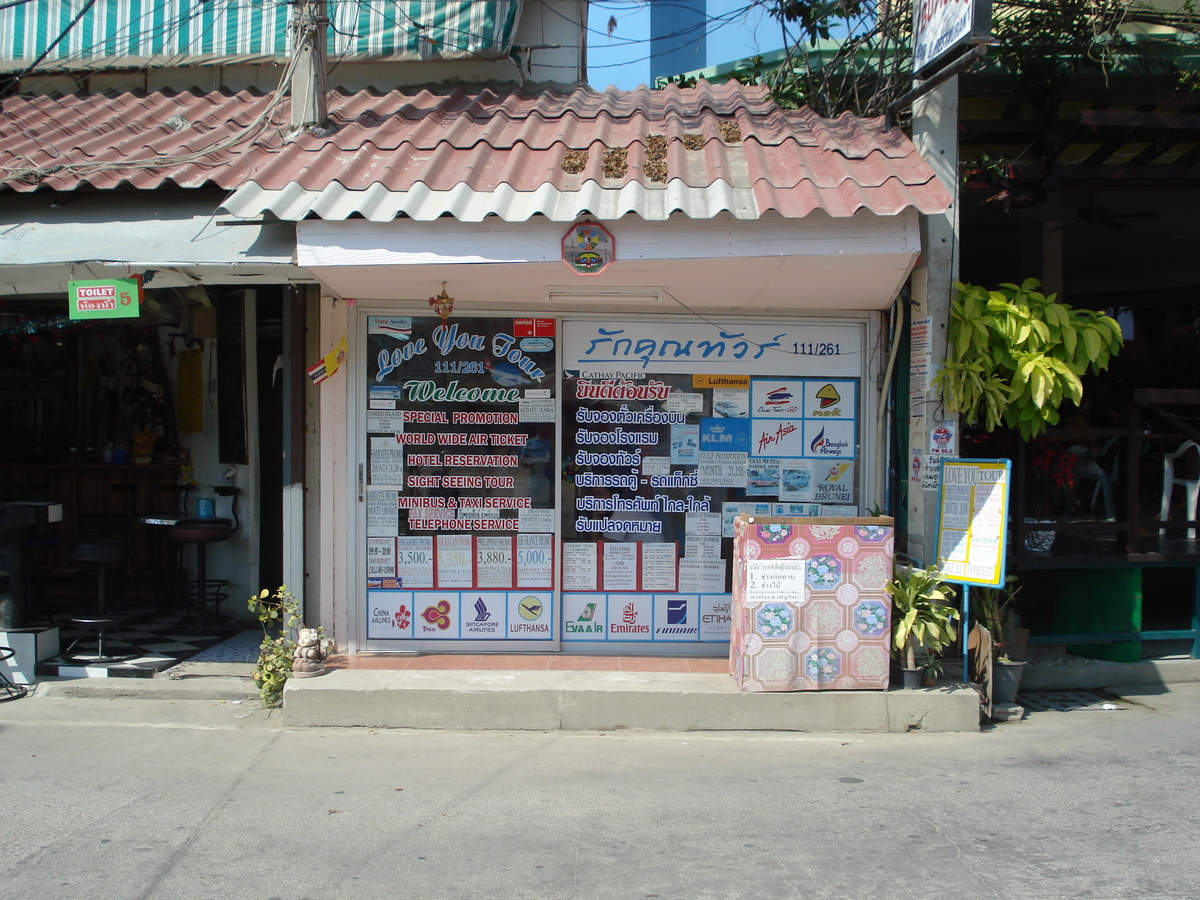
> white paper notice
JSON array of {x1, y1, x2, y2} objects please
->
[
  {"x1": 366, "y1": 537, "x2": 396, "y2": 578},
  {"x1": 436, "y1": 534, "x2": 473, "y2": 588},
  {"x1": 518, "y1": 507, "x2": 555, "y2": 533},
  {"x1": 366, "y1": 490, "x2": 398, "y2": 536},
  {"x1": 395, "y1": 536, "x2": 434, "y2": 588},
  {"x1": 697, "y1": 451, "x2": 748, "y2": 488},
  {"x1": 640, "y1": 543, "x2": 678, "y2": 591},
  {"x1": 563, "y1": 542, "x2": 599, "y2": 591},
  {"x1": 685, "y1": 510, "x2": 723, "y2": 535},
  {"x1": 663, "y1": 392, "x2": 704, "y2": 414},
  {"x1": 476, "y1": 536, "x2": 514, "y2": 589},
  {"x1": 686, "y1": 534, "x2": 723, "y2": 559},
  {"x1": 370, "y1": 436, "x2": 404, "y2": 487},
  {"x1": 642, "y1": 456, "x2": 671, "y2": 476},
  {"x1": 745, "y1": 558, "x2": 807, "y2": 604},
  {"x1": 367, "y1": 409, "x2": 405, "y2": 433},
  {"x1": 519, "y1": 398, "x2": 556, "y2": 423},
  {"x1": 602, "y1": 542, "x2": 639, "y2": 591},
  {"x1": 677, "y1": 559, "x2": 727, "y2": 592},
  {"x1": 516, "y1": 533, "x2": 553, "y2": 587}
]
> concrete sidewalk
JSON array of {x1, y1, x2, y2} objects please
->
[{"x1": 30, "y1": 655, "x2": 1200, "y2": 735}]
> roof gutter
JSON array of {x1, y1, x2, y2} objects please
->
[{"x1": 885, "y1": 43, "x2": 988, "y2": 131}]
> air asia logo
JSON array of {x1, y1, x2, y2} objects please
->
[
  {"x1": 566, "y1": 601, "x2": 603, "y2": 635},
  {"x1": 473, "y1": 598, "x2": 491, "y2": 622},
  {"x1": 611, "y1": 602, "x2": 650, "y2": 635},
  {"x1": 421, "y1": 600, "x2": 452, "y2": 630},
  {"x1": 393, "y1": 605, "x2": 411, "y2": 630},
  {"x1": 667, "y1": 599, "x2": 688, "y2": 625}
]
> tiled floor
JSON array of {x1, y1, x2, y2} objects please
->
[
  {"x1": 38, "y1": 614, "x2": 257, "y2": 679},
  {"x1": 327, "y1": 654, "x2": 730, "y2": 673}
]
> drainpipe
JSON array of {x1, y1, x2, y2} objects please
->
[{"x1": 885, "y1": 44, "x2": 987, "y2": 131}]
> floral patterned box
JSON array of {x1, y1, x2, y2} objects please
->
[{"x1": 730, "y1": 516, "x2": 894, "y2": 692}]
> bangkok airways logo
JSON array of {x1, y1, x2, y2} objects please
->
[{"x1": 810, "y1": 427, "x2": 827, "y2": 453}]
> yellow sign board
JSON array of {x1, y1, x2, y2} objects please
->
[
  {"x1": 934, "y1": 458, "x2": 1010, "y2": 587},
  {"x1": 692, "y1": 374, "x2": 751, "y2": 389}
]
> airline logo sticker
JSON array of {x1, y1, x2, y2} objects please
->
[
  {"x1": 563, "y1": 594, "x2": 606, "y2": 639},
  {"x1": 508, "y1": 593, "x2": 552, "y2": 638},
  {"x1": 462, "y1": 594, "x2": 505, "y2": 638},
  {"x1": 804, "y1": 421, "x2": 856, "y2": 458},
  {"x1": 751, "y1": 380, "x2": 803, "y2": 417},
  {"x1": 804, "y1": 380, "x2": 855, "y2": 419},
  {"x1": 653, "y1": 595, "x2": 698, "y2": 640},
  {"x1": 417, "y1": 595, "x2": 459, "y2": 638},
  {"x1": 608, "y1": 594, "x2": 652, "y2": 640},
  {"x1": 366, "y1": 591, "x2": 413, "y2": 638}
]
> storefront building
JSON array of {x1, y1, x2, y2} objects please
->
[{"x1": 221, "y1": 82, "x2": 952, "y2": 654}]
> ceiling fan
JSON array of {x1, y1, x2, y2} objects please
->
[{"x1": 1051, "y1": 192, "x2": 1158, "y2": 231}]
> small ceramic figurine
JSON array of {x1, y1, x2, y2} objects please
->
[{"x1": 291, "y1": 627, "x2": 328, "y2": 678}]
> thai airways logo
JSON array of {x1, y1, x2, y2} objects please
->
[
  {"x1": 421, "y1": 600, "x2": 452, "y2": 630},
  {"x1": 473, "y1": 598, "x2": 491, "y2": 622},
  {"x1": 393, "y1": 604, "x2": 411, "y2": 630},
  {"x1": 666, "y1": 599, "x2": 688, "y2": 625}
]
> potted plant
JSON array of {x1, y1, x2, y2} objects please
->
[
  {"x1": 921, "y1": 654, "x2": 944, "y2": 687},
  {"x1": 973, "y1": 575, "x2": 1028, "y2": 703},
  {"x1": 1024, "y1": 442, "x2": 1079, "y2": 550},
  {"x1": 887, "y1": 564, "x2": 960, "y2": 689},
  {"x1": 932, "y1": 279, "x2": 1123, "y2": 442}
]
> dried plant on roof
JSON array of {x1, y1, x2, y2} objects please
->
[
  {"x1": 601, "y1": 146, "x2": 628, "y2": 179},
  {"x1": 682, "y1": 132, "x2": 704, "y2": 151},
  {"x1": 561, "y1": 149, "x2": 589, "y2": 175}
]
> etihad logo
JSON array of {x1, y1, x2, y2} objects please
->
[
  {"x1": 421, "y1": 600, "x2": 452, "y2": 630},
  {"x1": 473, "y1": 598, "x2": 491, "y2": 622}
]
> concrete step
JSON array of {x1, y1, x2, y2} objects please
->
[{"x1": 281, "y1": 669, "x2": 982, "y2": 733}]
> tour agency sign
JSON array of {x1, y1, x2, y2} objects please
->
[
  {"x1": 68, "y1": 278, "x2": 141, "y2": 320},
  {"x1": 934, "y1": 458, "x2": 1010, "y2": 682},
  {"x1": 913, "y1": 0, "x2": 993, "y2": 75}
]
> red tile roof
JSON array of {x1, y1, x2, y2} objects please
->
[{"x1": 0, "y1": 82, "x2": 951, "y2": 221}]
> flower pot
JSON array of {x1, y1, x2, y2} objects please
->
[
  {"x1": 901, "y1": 667, "x2": 922, "y2": 690},
  {"x1": 922, "y1": 669, "x2": 940, "y2": 688},
  {"x1": 1023, "y1": 519, "x2": 1056, "y2": 552},
  {"x1": 992, "y1": 659, "x2": 1027, "y2": 703}
]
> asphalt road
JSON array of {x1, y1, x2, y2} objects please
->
[{"x1": 1, "y1": 683, "x2": 1197, "y2": 900}]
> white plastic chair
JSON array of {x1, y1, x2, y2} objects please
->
[
  {"x1": 1075, "y1": 437, "x2": 1118, "y2": 521},
  {"x1": 1160, "y1": 440, "x2": 1200, "y2": 539}
]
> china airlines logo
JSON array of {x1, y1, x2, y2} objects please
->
[{"x1": 393, "y1": 605, "x2": 411, "y2": 629}]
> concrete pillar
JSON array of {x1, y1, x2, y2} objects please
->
[{"x1": 906, "y1": 77, "x2": 961, "y2": 565}]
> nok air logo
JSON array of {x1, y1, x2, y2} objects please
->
[{"x1": 812, "y1": 383, "x2": 843, "y2": 417}]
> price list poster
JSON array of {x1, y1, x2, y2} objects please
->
[
  {"x1": 362, "y1": 315, "x2": 558, "y2": 646},
  {"x1": 934, "y1": 459, "x2": 1011, "y2": 587}
]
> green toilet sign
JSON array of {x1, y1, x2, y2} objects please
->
[{"x1": 68, "y1": 278, "x2": 141, "y2": 320}]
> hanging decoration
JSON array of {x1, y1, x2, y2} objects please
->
[{"x1": 428, "y1": 282, "x2": 455, "y2": 321}]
